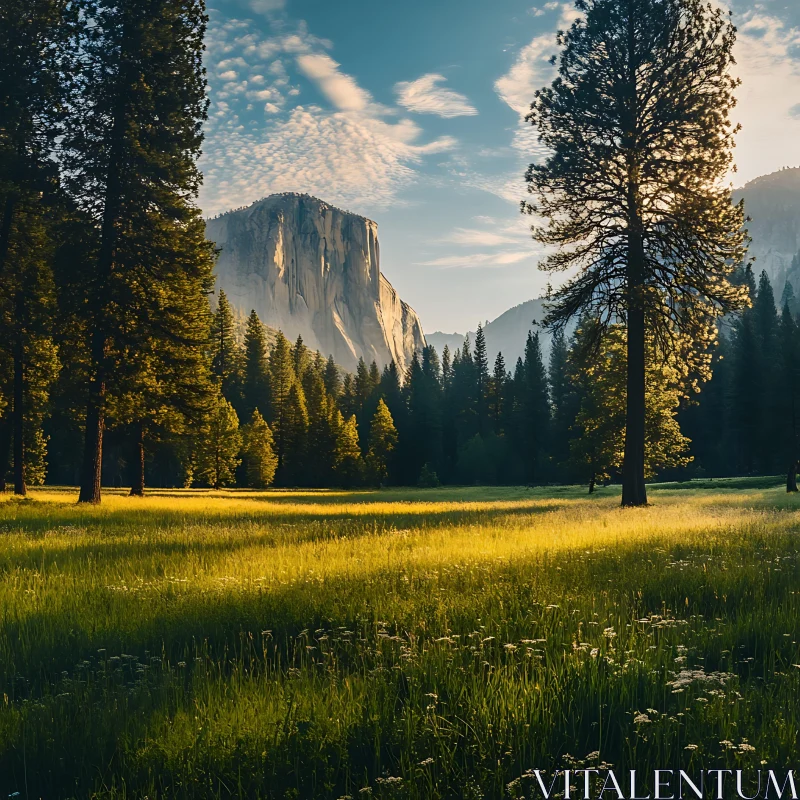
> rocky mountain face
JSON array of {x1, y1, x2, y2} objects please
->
[
  {"x1": 734, "y1": 167, "x2": 800, "y2": 298},
  {"x1": 205, "y1": 194, "x2": 425, "y2": 372}
]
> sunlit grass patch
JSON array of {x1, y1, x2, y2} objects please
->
[{"x1": 0, "y1": 480, "x2": 799, "y2": 798}]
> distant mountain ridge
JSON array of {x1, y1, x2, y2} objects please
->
[
  {"x1": 205, "y1": 193, "x2": 425, "y2": 372},
  {"x1": 734, "y1": 167, "x2": 800, "y2": 297},
  {"x1": 427, "y1": 298, "x2": 555, "y2": 367},
  {"x1": 428, "y1": 167, "x2": 800, "y2": 365}
]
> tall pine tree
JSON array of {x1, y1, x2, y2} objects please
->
[{"x1": 63, "y1": 0, "x2": 213, "y2": 503}]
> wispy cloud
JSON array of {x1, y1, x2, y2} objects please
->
[
  {"x1": 729, "y1": 9, "x2": 800, "y2": 183},
  {"x1": 395, "y1": 74, "x2": 478, "y2": 118},
  {"x1": 440, "y1": 228, "x2": 523, "y2": 247},
  {"x1": 200, "y1": 13, "x2": 458, "y2": 216},
  {"x1": 296, "y1": 53, "x2": 373, "y2": 113},
  {"x1": 249, "y1": 0, "x2": 285, "y2": 14},
  {"x1": 494, "y1": 1, "x2": 579, "y2": 158},
  {"x1": 418, "y1": 250, "x2": 534, "y2": 269}
]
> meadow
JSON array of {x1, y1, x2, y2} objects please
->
[{"x1": 0, "y1": 479, "x2": 799, "y2": 799}]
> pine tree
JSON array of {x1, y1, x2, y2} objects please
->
[
  {"x1": 242, "y1": 309, "x2": 270, "y2": 422},
  {"x1": 333, "y1": 411, "x2": 362, "y2": 487},
  {"x1": 489, "y1": 351, "x2": 507, "y2": 435},
  {"x1": 304, "y1": 366, "x2": 336, "y2": 487},
  {"x1": 441, "y1": 345, "x2": 452, "y2": 391},
  {"x1": 0, "y1": 0, "x2": 74, "y2": 494},
  {"x1": 752, "y1": 271, "x2": 779, "y2": 472},
  {"x1": 474, "y1": 324, "x2": 490, "y2": 435},
  {"x1": 0, "y1": 201, "x2": 60, "y2": 494},
  {"x1": 211, "y1": 290, "x2": 243, "y2": 408},
  {"x1": 525, "y1": 0, "x2": 748, "y2": 505},
  {"x1": 778, "y1": 303, "x2": 800, "y2": 491},
  {"x1": 569, "y1": 323, "x2": 691, "y2": 491},
  {"x1": 62, "y1": 0, "x2": 213, "y2": 504},
  {"x1": 268, "y1": 331, "x2": 295, "y2": 470},
  {"x1": 366, "y1": 398, "x2": 398, "y2": 485},
  {"x1": 451, "y1": 337, "x2": 478, "y2": 445},
  {"x1": 780, "y1": 280, "x2": 799, "y2": 318},
  {"x1": 340, "y1": 373, "x2": 357, "y2": 419},
  {"x1": 548, "y1": 328, "x2": 571, "y2": 475},
  {"x1": 196, "y1": 396, "x2": 241, "y2": 489},
  {"x1": 280, "y1": 382, "x2": 308, "y2": 485},
  {"x1": 0, "y1": 0, "x2": 74, "y2": 279},
  {"x1": 291, "y1": 335, "x2": 310, "y2": 381},
  {"x1": 729, "y1": 312, "x2": 760, "y2": 475},
  {"x1": 519, "y1": 332, "x2": 550, "y2": 483},
  {"x1": 241, "y1": 408, "x2": 277, "y2": 489},
  {"x1": 323, "y1": 355, "x2": 340, "y2": 399}
]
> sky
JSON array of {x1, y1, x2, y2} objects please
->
[{"x1": 199, "y1": 0, "x2": 800, "y2": 335}]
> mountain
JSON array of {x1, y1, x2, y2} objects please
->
[
  {"x1": 428, "y1": 168, "x2": 800, "y2": 367},
  {"x1": 734, "y1": 167, "x2": 800, "y2": 297},
  {"x1": 205, "y1": 193, "x2": 425, "y2": 372},
  {"x1": 427, "y1": 298, "x2": 556, "y2": 367}
]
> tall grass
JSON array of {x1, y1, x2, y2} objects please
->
[{"x1": 0, "y1": 480, "x2": 798, "y2": 798}]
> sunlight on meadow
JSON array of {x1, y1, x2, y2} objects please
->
[{"x1": 1, "y1": 481, "x2": 799, "y2": 798}]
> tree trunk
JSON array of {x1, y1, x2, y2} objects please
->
[
  {"x1": 0, "y1": 413, "x2": 10, "y2": 493},
  {"x1": 788, "y1": 461, "x2": 798, "y2": 493},
  {"x1": 620, "y1": 4, "x2": 648, "y2": 509},
  {"x1": 0, "y1": 194, "x2": 15, "y2": 280},
  {"x1": 588, "y1": 473, "x2": 595, "y2": 494},
  {"x1": 77, "y1": 25, "x2": 132, "y2": 505},
  {"x1": 129, "y1": 421, "x2": 145, "y2": 496},
  {"x1": 12, "y1": 310, "x2": 26, "y2": 496},
  {"x1": 78, "y1": 330, "x2": 106, "y2": 504},
  {"x1": 622, "y1": 301, "x2": 648, "y2": 506}
]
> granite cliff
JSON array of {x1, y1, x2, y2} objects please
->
[{"x1": 205, "y1": 194, "x2": 425, "y2": 372}]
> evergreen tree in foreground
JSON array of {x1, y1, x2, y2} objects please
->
[
  {"x1": 63, "y1": 0, "x2": 212, "y2": 504},
  {"x1": 525, "y1": 0, "x2": 748, "y2": 506}
]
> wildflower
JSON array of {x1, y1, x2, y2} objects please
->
[
  {"x1": 633, "y1": 713, "x2": 651, "y2": 724},
  {"x1": 685, "y1": 744, "x2": 698, "y2": 751}
]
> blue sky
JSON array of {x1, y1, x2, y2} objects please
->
[{"x1": 200, "y1": 0, "x2": 800, "y2": 334}]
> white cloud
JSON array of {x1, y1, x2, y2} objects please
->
[
  {"x1": 201, "y1": 13, "x2": 459, "y2": 217},
  {"x1": 200, "y1": 105, "x2": 457, "y2": 216},
  {"x1": 729, "y1": 10, "x2": 800, "y2": 183},
  {"x1": 493, "y1": 3, "x2": 800, "y2": 185},
  {"x1": 441, "y1": 228, "x2": 523, "y2": 247},
  {"x1": 418, "y1": 251, "x2": 534, "y2": 269},
  {"x1": 296, "y1": 53, "x2": 372, "y2": 112},
  {"x1": 394, "y1": 74, "x2": 478, "y2": 118},
  {"x1": 439, "y1": 217, "x2": 532, "y2": 247},
  {"x1": 249, "y1": 0, "x2": 285, "y2": 14}
]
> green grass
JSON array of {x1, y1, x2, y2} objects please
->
[{"x1": 0, "y1": 481, "x2": 799, "y2": 799}]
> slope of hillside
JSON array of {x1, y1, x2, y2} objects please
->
[
  {"x1": 427, "y1": 298, "x2": 553, "y2": 366},
  {"x1": 734, "y1": 167, "x2": 800, "y2": 296}
]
